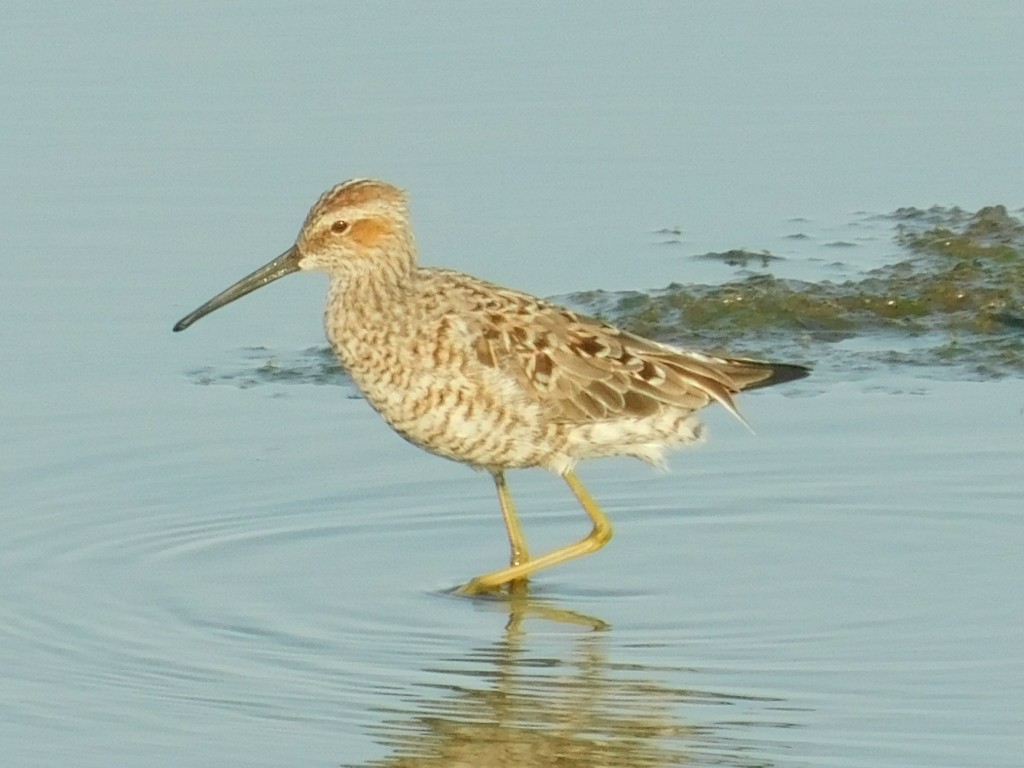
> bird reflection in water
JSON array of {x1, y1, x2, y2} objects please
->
[{"x1": 354, "y1": 592, "x2": 790, "y2": 767}]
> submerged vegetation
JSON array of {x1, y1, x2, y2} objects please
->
[
  {"x1": 187, "y1": 205, "x2": 1023, "y2": 387},
  {"x1": 568, "y1": 205, "x2": 1024, "y2": 379}
]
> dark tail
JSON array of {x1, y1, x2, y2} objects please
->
[{"x1": 717, "y1": 358, "x2": 811, "y2": 393}]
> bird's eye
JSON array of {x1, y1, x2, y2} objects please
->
[{"x1": 331, "y1": 220, "x2": 350, "y2": 234}]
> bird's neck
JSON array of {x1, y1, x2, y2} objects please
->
[{"x1": 323, "y1": 255, "x2": 419, "y2": 365}]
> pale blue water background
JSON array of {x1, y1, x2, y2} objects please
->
[{"x1": 2, "y1": 3, "x2": 1023, "y2": 766}]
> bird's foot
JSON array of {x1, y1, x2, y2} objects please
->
[{"x1": 454, "y1": 575, "x2": 529, "y2": 597}]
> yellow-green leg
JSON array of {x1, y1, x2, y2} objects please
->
[
  {"x1": 494, "y1": 471, "x2": 530, "y2": 594},
  {"x1": 494, "y1": 471, "x2": 530, "y2": 566},
  {"x1": 457, "y1": 470, "x2": 614, "y2": 595}
]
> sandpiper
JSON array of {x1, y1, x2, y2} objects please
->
[{"x1": 174, "y1": 179, "x2": 808, "y2": 594}]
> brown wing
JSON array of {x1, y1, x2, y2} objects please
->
[{"x1": 470, "y1": 296, "x2": 808, "y2": 425}]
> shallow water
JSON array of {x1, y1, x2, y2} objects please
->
[
  {"x1": 4, "y1": 3, "x2": 1024, "y2": 767},
  {"x1": 5, "y1": 378, "x2": 1023, "y2": 767}
]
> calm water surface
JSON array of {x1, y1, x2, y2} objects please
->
[
  {"x1": 5, "y1": 379, "x2": 1022, "y2": 767},
  {"x1": 3, "y1": 3, "x2": 1023, "y2": 767}
]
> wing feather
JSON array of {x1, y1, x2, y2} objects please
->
[{"x1": 463, "y1": 284, "x2": 805, "y2": 426}]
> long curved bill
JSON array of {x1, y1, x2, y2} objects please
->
[{"x1": 173, "y1": 246, "x2": 302, "y2": 332}]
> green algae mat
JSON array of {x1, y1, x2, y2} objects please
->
[{"x1": 568, "y1": 205, "x2": 1024, "y2": 380}]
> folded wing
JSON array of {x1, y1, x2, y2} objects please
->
[{"x1": 470, "y1": 299, "x2": 808, "y2": 426}]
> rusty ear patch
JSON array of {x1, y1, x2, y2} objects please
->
[{"x1": 349, "y1": 217, "x2": 394, "y2": 249}]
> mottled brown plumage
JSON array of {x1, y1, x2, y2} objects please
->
[{"x1": 174, "y1": 179, "x2": 808, "y2": 594}]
